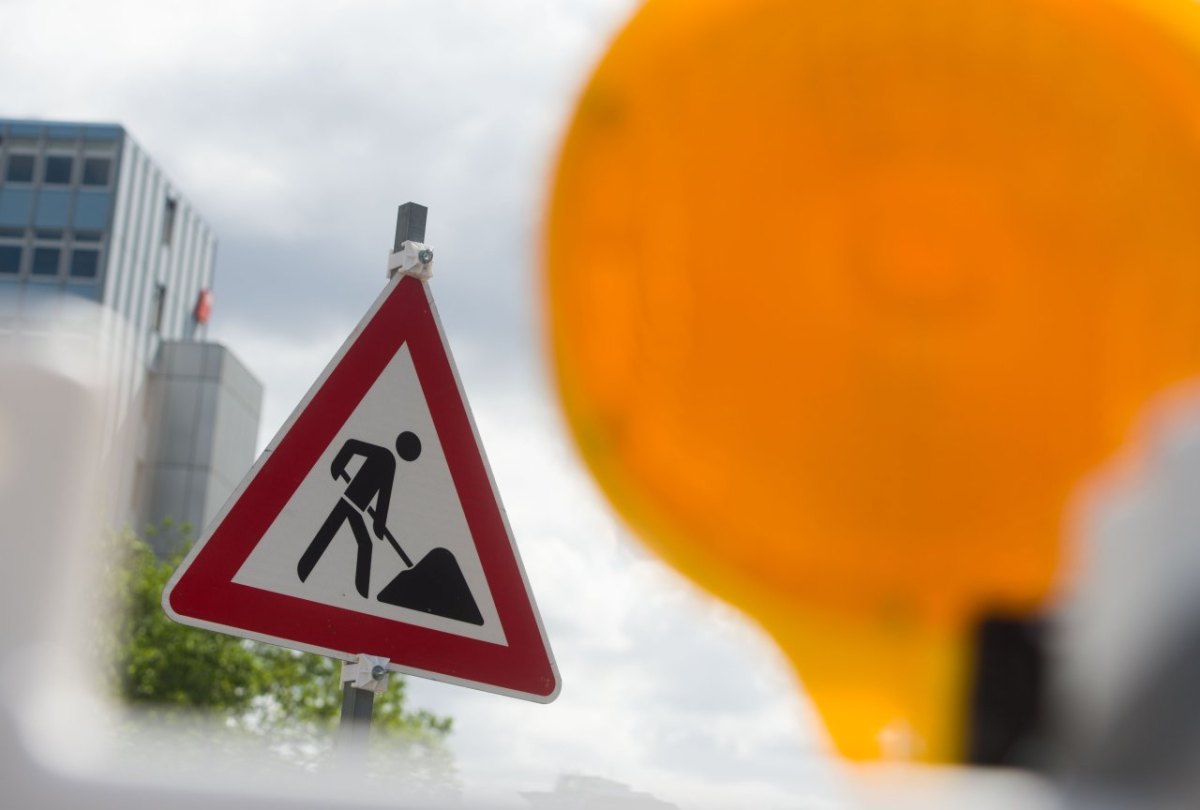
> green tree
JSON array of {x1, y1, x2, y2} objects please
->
[{"x1": 101, "y1": 527, "x2": 453, "y2": 746}]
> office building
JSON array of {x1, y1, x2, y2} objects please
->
[{"x1": 0, "y1": 118, "x2": 262, "y2": 549}]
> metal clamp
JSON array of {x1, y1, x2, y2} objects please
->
[
  {"x1": 341, "y1": 653, "x2": 391, "y2": 693},
  {"x1": 386, "y1": 240, "x2": 434, "y2": 280}
]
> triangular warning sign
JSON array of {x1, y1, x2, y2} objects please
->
[{"x1": 163, "y1": 274, "x2": 559, "y2": 702}]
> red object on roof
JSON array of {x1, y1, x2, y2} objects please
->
[{"x1": 194, "y1": 288, "x2": 213, "y2": 324}]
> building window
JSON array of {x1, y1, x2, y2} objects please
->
[
  {"x1": 69, "y1": 248, "x2": 100, "y2": 279},
  {"x1": 73, "y1": 230, "x2": 102, "y2": 242},
  {"x1": 81, "y1": 157, "x2": 111, "y2": 186},
  {"x1": 31, "y1": 247, "x2": 60, "y2": 276},
  {"x1": 44, "y1": 155, "x2": 73, "y2": 185},
  {"x1": 5, "y1": 154, "x2": 35, "y2": 183},
  {"x1": 0, "y1": 245, "x2": 21, "y2": 274},
  {"x1": 162, "y1": 197, "x2": 178, "y2": 246}
]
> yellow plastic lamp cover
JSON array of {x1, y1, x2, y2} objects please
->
[{"x1": 545, "y1": 0, "x2": 1200, "y2": 761}]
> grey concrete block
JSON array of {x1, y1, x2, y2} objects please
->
[
  {"x1": 201, "y1": 470, "x2": 235, "y2": 533},
  {"x1": 203, "y1": 342, "x2": 224, "y2": 379},
  {"x1": 145, "y1": 464, "x2": 191, "y2": 537},
  {"x1": 158, "y1": 340, "x2": 205, "y2": 378},
  {"x1": 158, "y1": 378, "x2": 200, "y2": 465}
]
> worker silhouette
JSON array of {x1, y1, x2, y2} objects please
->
[{"x1": 297, "y1": 431, "x2": 422, "y2": 598}]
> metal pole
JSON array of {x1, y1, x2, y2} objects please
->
[
  {"x1": 337, "y1": 204, "x2": 430, "y2": 751},
  {"x1": 339, "y1": 680, "x2": 376, "y2": 746},
  {"x1": 394, "y1": 201, "x2": 428, "y2": 248},
  {"x1": 338, "y1": 656, "x2": 390, "y2": 749},
  {"x1": 386, "y1": 202, "x2": 434, "y2": 280}
]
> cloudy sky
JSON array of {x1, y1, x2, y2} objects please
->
[{"x1": 1, "y1": 1, "x2": 849, "y2": 806}]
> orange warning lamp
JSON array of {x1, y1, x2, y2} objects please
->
[{"x1": 545, "y1": 0, "x2": 1200, "y2": 761}]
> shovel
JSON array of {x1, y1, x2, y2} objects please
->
[
  {"x1": 337, "y1": 469, "x2": 413, "y2": 566},
  {"x1": 339, "y1": 470, "x2": 483, "y2": 625}
]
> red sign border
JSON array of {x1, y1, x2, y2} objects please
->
[{"x1": 163, "y1": 275, "x2": 559, "y2": 702}]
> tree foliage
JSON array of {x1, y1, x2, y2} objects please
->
[{"x1": 101, "y1": 526, "x2": 452, "y2": 743}]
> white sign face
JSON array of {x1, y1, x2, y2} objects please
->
[
  {"x1": 233, "y1": 344, "x2": 507, "y2": 645},
  {"x1": 162, "y1": 274, "x2": 559, "y2": 702}
]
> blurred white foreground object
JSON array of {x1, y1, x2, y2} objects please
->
[
  {"x1": 0, "y1": 299, "x2": 134, "y2": 686},
  {"x1": 0, "y1": 300, "x2": 458, "y2": 809},
  {"x1": 851, "y1": 764, "x2": 1058, "y2": 810}
]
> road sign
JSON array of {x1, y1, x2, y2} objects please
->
[{"x1": 163, "y1": 273, "x2": 559, "y2": 702}]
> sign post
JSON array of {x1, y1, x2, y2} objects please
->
[
  {"x1": 339, "y1": 653, "x2": 390, "y2": 744},
  {"x1": 336, "y1": 203, "x2": 431, "y2": 743},
  {"x1": 162, "y1": 200, "x2": 560, "y2": 744}
]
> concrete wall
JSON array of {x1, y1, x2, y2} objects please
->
[{"x1": 143, "y1": 340, "x2": 262, "y2": 554}]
